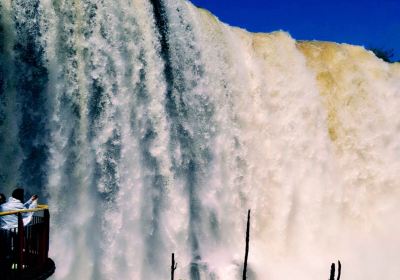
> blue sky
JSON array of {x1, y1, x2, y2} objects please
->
[{"x1": 190, "y1": 0, "x2": 400, "y2": 61}]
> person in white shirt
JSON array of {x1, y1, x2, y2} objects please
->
[{"x1": 0, "y1": 188, "x2": 38, "y2": 230}]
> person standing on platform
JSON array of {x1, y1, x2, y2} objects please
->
[{"x1": 0, "y1": 188, "x2": 38, "y2": 229}]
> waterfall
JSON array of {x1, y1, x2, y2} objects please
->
[{"x1": 1, "y1": 0, "x2": 400, "y2": 279}]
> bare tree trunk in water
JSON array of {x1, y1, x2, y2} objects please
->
[
  {"x1": 171, "y1": 253, "x2": 177, "y2": 280},
  {"x1": 242, "y1": 209, "x2": 251, "y2": 280}
]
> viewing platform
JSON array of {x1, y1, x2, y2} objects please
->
[{"x1": 0, "y1": 205, "x2": 55, "y2": 280}]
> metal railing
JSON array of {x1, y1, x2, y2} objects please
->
[{"x1": 0, "y1": 205, "x2": 51, "y2": 279}]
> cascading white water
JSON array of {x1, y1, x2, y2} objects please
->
[{"x1": 1, "y1": 0, "x2": 400, "y2": 279}]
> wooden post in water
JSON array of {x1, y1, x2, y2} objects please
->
[
  {"x1": 242, "y1": 209, "x2": 251, "y2": 280},
  {"x1": 329, "y1": 263, "x2": 335, "y2": 280},
  {"x1": 329, "y1": 260, "x2": 341, "y2": 280},
  {"x1": 171, "y1": 253, "x2": 177, "y2": 280}
]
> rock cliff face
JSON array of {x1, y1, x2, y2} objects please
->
[{"x1": 1, "y1": 0, "x2": 399, "y2": 279}]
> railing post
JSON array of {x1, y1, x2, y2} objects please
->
[
  {"x1": 44, "y1": 209, "x2": 50, "y2": 260},
  {"x1": 39, "y1": 209, "x2": 50, "y2": 265},
  {"x1": 17, "y1": 213, "x2": 25, "y2": 272}
]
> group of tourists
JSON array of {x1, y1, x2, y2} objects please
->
[{"x1": 0, "y1": 188, "x2": 39, "y2": 229}]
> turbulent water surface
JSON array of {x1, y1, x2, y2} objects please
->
[{"x1": 1, "y1": 0, "x2": 400, "y2": 279}]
